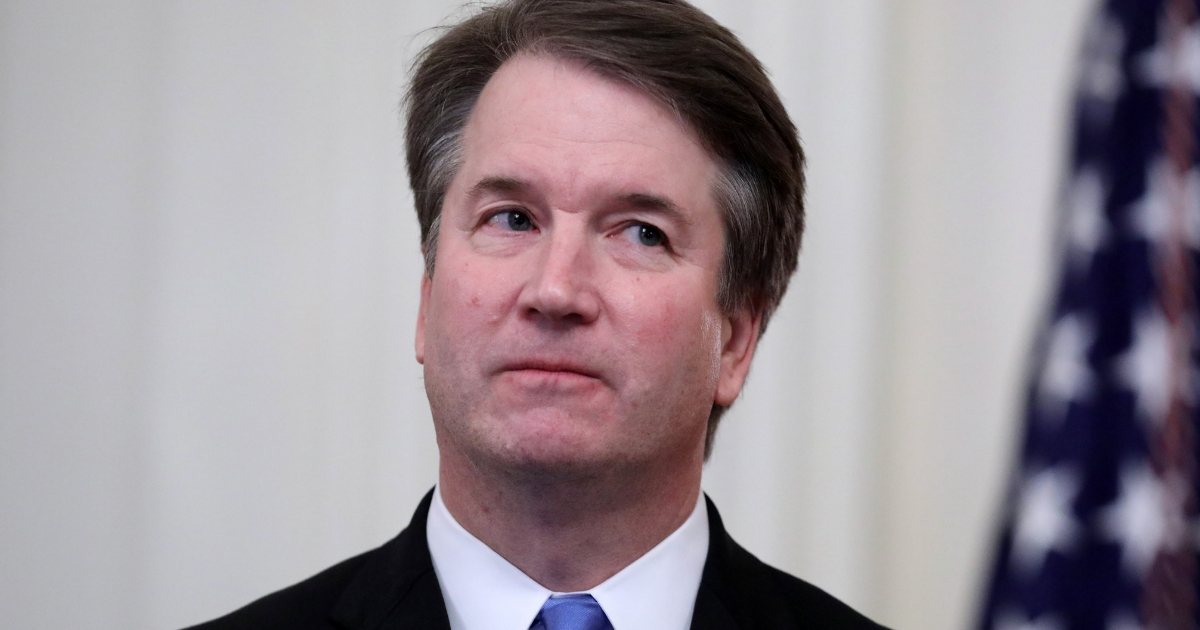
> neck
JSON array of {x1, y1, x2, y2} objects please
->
[{"x1": 437, "y1": 447, "x2": 703, "y2": 592}]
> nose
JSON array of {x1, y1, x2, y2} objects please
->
[{"x1": 517, "y1": 221, "x2": 601, "y2": 326}]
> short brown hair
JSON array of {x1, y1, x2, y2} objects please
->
[{"x1": 404, "y1": 0, "x2": 805, "y2": 456}]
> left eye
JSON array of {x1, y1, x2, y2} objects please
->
[
  {"x1": 488, "y1": 210, "x2": 533, "y2": 232},
  {"x1": 624, "y1": 223, "x2": 666, "y2": 247}
]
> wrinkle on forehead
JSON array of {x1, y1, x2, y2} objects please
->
[{"x1": 456, "y1": 54, "x2": 719, "y2": 216}]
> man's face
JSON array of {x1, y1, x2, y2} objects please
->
[{"x1": 416, "y1": 54, "x2": 759, "y2": 477}]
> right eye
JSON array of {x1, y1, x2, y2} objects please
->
[{"x1": 487, "y1": 209, "x2": 533, "y2": 232}]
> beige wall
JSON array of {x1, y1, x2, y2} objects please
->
[
  {"x1": 0, "y1": 1, "x2": 1094, "y2": 628},
  {"x1": 879, "y1": 2, "x2": 1095, "y2": 629}
]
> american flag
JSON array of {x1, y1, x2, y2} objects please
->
[{"x1": 977, "y1": 1, "x2": 1200, "y2": 629}]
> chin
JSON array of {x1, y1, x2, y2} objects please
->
[
  {"x1": 468, "y1": 410, "x2": 636, "y2": 479},
  {"x1": 469, "y1": 444, "x2": 620, "y2": 486}
]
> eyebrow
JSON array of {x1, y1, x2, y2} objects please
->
[
  {"x1": 465, "y1": 176, "x2": 529, "y2": 200},
  {"x1": 621, "y1": 192, "x2": 694, "y2": 226}
]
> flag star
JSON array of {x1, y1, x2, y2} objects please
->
[
  {"x1": 1106, "y1": 611, "x2": 1144, "y2": 630},
  {"x1": 1137, "y1": 18, "x2": 1200, "y2": 92},
  {"x1": 1117, "y1": 308, "x2": 1172, "y2": 426},
  {"x1": 1037, "y1": 315, "x2": 1093, "y2": 423},
  {"x1": 1011, "y1": 466, "x2": 1080, "y2": 574},
  {"x1": 1100, "y1": 463, "x2": 1189, "y2": 577},
  {"x1": 995, "y1": 611, "x2": 1063, "y2": 630},
  {"x1": 1129, "y1": 158, "x2": 1200, "y2": 252},
  {"x1": 1063, "y1": 168, "x2": 1108, "y2": 270},
  {"x1": 1078, "y1": 13, "x2": 1126, "y2": 103}
]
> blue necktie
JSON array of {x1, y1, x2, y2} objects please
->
[{"x1": 530, "y1": 594, "x2": 614, "y2": 630}]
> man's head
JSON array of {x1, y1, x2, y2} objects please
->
[{"x1": 407, "y1": 0, "x2": 804, "y2": 462}]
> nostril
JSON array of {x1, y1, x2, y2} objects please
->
[{"x1": 519, "y1": 279, "x2": 600, "y2": 326}]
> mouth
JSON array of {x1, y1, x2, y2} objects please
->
[
  {"x1": 501, "y1": 359, "x2": 602, "y2": 379},
  {"x1": 497, "y1": 359, "x2": 605, "y2": 389}
]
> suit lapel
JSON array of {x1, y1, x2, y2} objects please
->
[
  {"x1": 691, "y1": 582, "x2": 741, "y2": 630},
  {"x1": 690, "y1": 496, "x2": 743, "y2": 630},
  {"x1": 690, "y1": 495, "x2": 798, "y2": 630},
  {"x1": 329, "y1": 491, "x2": 796, "y2": 630},
  {"x1": 330, "y1": 490, "x2": 452, "y2": 630}
]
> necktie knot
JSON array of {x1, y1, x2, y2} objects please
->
[{"x1": 531, "y1": 594, "x2": 613, "y2": 630}]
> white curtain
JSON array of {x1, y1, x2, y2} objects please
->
[{"x1": 0, "y1": 1, "x2": 1094, "y2": 628}]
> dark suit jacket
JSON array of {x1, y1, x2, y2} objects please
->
[{"x1": 186, "y1": 491, "x2": 887, "y2": 629}]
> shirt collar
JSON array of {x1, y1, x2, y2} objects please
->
[{"x1": 426, "y1": 486, "x2": 709, "y2": 630}]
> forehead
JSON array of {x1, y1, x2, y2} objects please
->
[{"x1": 456, "y1": 54, "x2": 720, "y2": 208}]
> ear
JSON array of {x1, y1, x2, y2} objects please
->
[
  {"x1": 714, "y1": 307, "x2": 761, "y2": 406},
  {"x1": 415, "y1": 271, "x2": 431, "y2": 365}
]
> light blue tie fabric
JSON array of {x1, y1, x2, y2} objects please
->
[{"x1": 529, "y1": 594, "x2": 614, "y2": 630}]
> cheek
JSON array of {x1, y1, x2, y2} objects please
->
[
  {"x1": 621, "y1": 284, "x2": 723, "y2": 378},
  {"x1": 426, "y1": 264, "x2": 506, "y2": 360}
]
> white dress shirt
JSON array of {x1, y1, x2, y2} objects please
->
[{"x1": 426, "y1": 486, "x2": 709, "y2": 630}]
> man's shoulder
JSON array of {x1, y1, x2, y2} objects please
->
[
  {"x1": 738, "y1": 546, "x2": 886, "y2": 630},
  {"x1": 182, "y1": 491, "x2": 445, "y2": 630},
  {"x1": 182, "y1": 549, "x2": 374, "y2": 630},
  {"x1": 700, "y1": 497, "x2": 888, "y2": 630},
  {"x1": 184, "y1": 492, "x2": 887, "y2": 630},
  {"x1": 763, "y1": 567, "x2": 886, "y2": 630}
]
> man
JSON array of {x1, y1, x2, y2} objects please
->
[{"x1": 189, "y1": 0, "x2": 885, "y2": 628}]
